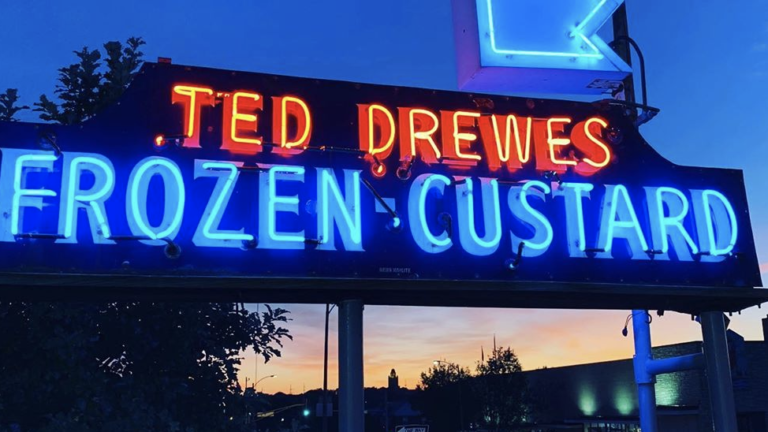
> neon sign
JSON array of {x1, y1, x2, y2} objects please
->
[
  {"x1": 0, "y1": 63, "x2": 760, "y2": 294},
  {"x1": 452, "y1": 0, "x2": 632, "y2": 94},
  {"x1": 0, "y1": 152, "x2": 746, "y2": 259},
  {"x1": 479, "y1": 0, "x2": 621, "y2": 61}
]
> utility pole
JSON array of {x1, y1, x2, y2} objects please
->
[{"x1": 323, "y1": 303, "x2": 332, "y2": 432}]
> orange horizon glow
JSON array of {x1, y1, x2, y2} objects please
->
[{"x1": 237, "y1": 301, "x2": 768, "y2": 395}]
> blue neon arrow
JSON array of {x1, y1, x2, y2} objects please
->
[{"x1": 476, "y1": 0, "x2": 630, "y2": 71}]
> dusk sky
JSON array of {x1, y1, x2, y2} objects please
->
[{"x1": 2, "y1": 0, "x2": 768, "y2": 395}]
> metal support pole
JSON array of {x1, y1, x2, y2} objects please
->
[
  {"x1": 322, "y1": 303, "x2": 331, "y2": 432},
  {"x1": 632, "y1": 309, "x2": 658, "y2": 432},
  {"x1": 612, "y1": 3, "x2": 635, "y2": 105},
  {"x1": 701, "y1": 311, "x2": 738, "y2": 432},
  {"x1": 338, "y1": 299, "x2": 364, "y2": 432},
  {"x1": 646, "y1": 353, "x2": 705, "y2": 376}
]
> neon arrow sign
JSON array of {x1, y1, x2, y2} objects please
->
[
  {"x1": 453, "y1": 0, "x2": 632, "y2": 94},
  {"x1": 485, "y1": 0, "x2": 611, "y2": 59}
]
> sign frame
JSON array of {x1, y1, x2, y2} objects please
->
[
  {"x1": 1, "y1": 272, "x2": 767, "y2": 314},
  {"x1": 0, "y1": 62, "x2": 764, "y2": 314}
]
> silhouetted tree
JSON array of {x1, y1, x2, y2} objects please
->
[
  {"x1": 99, "y1": 37, "x2": 145, "y2": 111},
  {"x1": 0, "y1": 303, "x2": 290, "y2": 432},
  {"x1": 474, "y1": 347, "x2": 530, "y2": 431},
  {"x1": 414, "y1": 362, "x2": 474, "y2": 432},
  {"x1": 0, "y1": 38, "x2": 293, "y2": 432},
  {"x1": 34, "y1": 37, "x2": 145, "y2": 124},
  {"x1": 0, "y1": 88, "x2": 28, "y2": 121}
]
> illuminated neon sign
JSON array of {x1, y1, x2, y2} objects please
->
[
  {"x1": 0, "y1": 154, "x2": 742, "y2": 259},
  {"x1": 452, "y1": 0, "x2": 632, "y2": 94},
  {"x1": 0, "y1": 63, "x2": 760, "y2": 293},
  {"x1": 478, "y1": 0, "x2": 624, "y2": 62}
]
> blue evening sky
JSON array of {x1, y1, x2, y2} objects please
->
[{"x1": 1, "y1": 0, "x2": 767, "y2": 392}]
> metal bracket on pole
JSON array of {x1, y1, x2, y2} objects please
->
[{"x1": 631, "y1": 310, "x2": 707, "y2": 432}]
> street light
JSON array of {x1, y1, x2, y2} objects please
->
[
  {"x1": 256, "y1": 374, "x2": 277, "y2": 386},
  {"x1": 323, "y1": 304, "x2": 336, "y2": 432},
  {"x1": 253, "y1": 375, "x2": 277, "y2": 432},
  {"x1": 255, "y1": 374, "x2": 277, "y2": 392}
]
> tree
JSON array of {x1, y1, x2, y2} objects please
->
[
  {"x1": 0, "y1": 302, "x2": 290, "y2": 432},
  {"x1": 99, "y1": 37, "x2": 145, "y2": 112},
  {"x1": 414, "y1": 362, "x2": 474, "y2": 432},
  {"x1": 34, "y1": 37, "x2": 145, "y2": 124},
  {"x1": 0, "y1": 38, "x2": 293, "y2": 432},
  {"x1": 420, "y1": 361, "x2": 471, "y2": 389},
  {"x1": 0, "y1": 88, "x2": 29, "y2": 121},
  {"x1": 474, "y1": 347, "x2": 530, "y2": 431}
]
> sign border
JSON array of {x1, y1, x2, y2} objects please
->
[{"x1": 1, "y1": 272, "x2": 766, "y2": 314}]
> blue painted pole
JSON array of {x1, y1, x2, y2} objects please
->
[
  {"x1": 646, "y1": 353, "x2": 704, "y2": 375},
  {"x1": 632, "y1": 309, "x2": 658, "y2": 432}
]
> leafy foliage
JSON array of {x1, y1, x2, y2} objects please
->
[
  {"x1": 414, "y1": 347, "x2": 531, "y2": 432},
  {"x1": 0, "y1": 302, "x2": 291, "y2": 432},
  {"x1": 34, "y1": 37, "x2": 145, "y2": 124},
  {"x1": 1, "y1": 36, "x2": 296, "y2": 432},
  {"x1": 419, "y1": 361, "x2": 471, "y2": 389},
  {"x1": 100, "y1": 37, "x2": 145, "y2": 112},
  {"x1": 0, "y1": 88, "x2": 29, "y2": 121},
  {"x1": 414, "y1": 362, "x2": 474, "y2": 432},
  {"x1": 474, "y1": 347, "x2": 530, "y2": 431}
]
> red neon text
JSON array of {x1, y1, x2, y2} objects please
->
[
  {"x1": 172, "y1": 85, "x2": 215, "y2": 149},
  {"x1": 272, "y1": 96, "x2": 312, "y2": 155},
  {"x1": 169, "y1": 83, "x2": 612, "y2": 175},
  {"x1": 221, "y1": 91, "x2": 263, "y2": 154}
]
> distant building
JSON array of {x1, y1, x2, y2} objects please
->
[
  {"x1": 365, "y1": 369, "x2": 423, "y2": 432},
  {"x1": 388, "y1": 369, "x2": 399, "y2": 392},
  {"x1": 273, "y1": 370, "x2": 422, "y2": 432},
  {"x1": 522, "y1": 316, "x2": 768, "y2": 432},
  {"x1": 259, "y1": 321, "x2": 768, "y2": 432}
]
